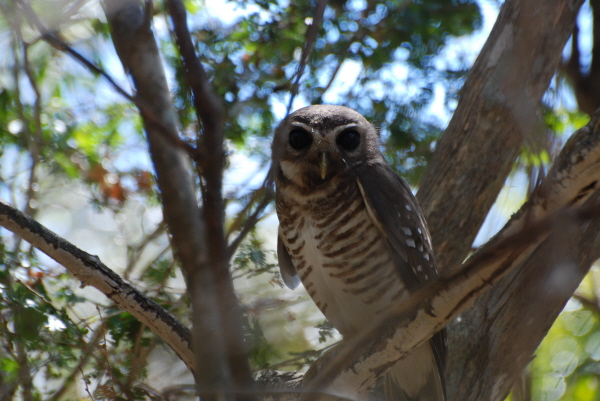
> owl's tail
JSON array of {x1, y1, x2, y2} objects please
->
[{"x1": 384, "y1": 341, "x2": 445, "y2": 401}]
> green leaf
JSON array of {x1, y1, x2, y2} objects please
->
[{"x1": 14, "y1": 305, "x2": 47, "y2": 341}]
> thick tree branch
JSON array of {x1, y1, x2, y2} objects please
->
[
  {"x1": 102, "y1": 1, "x2": 245, "y2": 397},
  {"x1": 448, "y1": 111, "x2": 600, "y2": 400},
  {"x1": 418, "y1": 0, "x2": 585, "y2": 270},
  {"x1": 0, "y1": 198, "x2": 194, "y2": 372},
  {"x1": 413, "y1": 0, "x2": 587, "y2": 398},
  {"x1": 303, "y1": 201, "x2": 600, "y2": 401},
  {"x1": 165, "y1": 0, "x2": 255, "y2": 396}
]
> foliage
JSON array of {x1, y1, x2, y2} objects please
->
[
  {"x1": 169, "y1": 0, "x2": 482, "y2": 184},
  {"x1": 531, "y1": 267, "x2": 600, "y2": 401}
]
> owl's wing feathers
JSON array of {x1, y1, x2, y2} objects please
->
[
  {"x1": 277, "y1": 231, "x2": 301, "y2": 289},
  {"x1": 354, "y1": 160, "x2": 447, "y2": 396},
  {"x1": 354, "y1": 161, "x2": 437, "y2": 287}
]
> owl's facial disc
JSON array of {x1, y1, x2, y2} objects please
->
[{"x1": 281, "y1": 119, "x2": 366, "y2": 186}]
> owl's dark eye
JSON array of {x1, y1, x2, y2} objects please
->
[
  {"x1": 289, "y1": 128, "x2": 312, "y2": 150},
  {"x1": 337, "y1": 129, "x2": 360, "y2": 151}
]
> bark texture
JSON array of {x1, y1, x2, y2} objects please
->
[
  {"x1": 417, "y1": 0, "x2": 584, "y2": 271},
  {"x1": 164, "y1": 1, "x2": 255, "y2": 397},
  {"x1": 413, "y1": 0, "x2": 589, "y2": 399},
  {"x1": 446, "y1": 114, "x2": 600, "y2": 401}
]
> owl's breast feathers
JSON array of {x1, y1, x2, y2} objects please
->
[{"x1": 276, "y1": 168, "x2": 408, "y2": 335}]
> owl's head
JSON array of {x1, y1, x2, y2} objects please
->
[{"x1": 271, "y1": 105, "x2": 383, "y2": 187}]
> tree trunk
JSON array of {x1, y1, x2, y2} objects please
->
[{"x1": 415, "y1": 0, "x2": 589, "y2": 399}]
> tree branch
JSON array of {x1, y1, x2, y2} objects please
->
[
  {"x1": 0, "y1": 198, "x2": 194, "y2": 372},
  {"x1": 447, "y1": 110, "x2": 600, "y2": 400},
  {"x1": 286, "y1": 0, "x2": 328, "y2": 113},
  {"x1": 417, "y1": 0, "x2": 585, "y2": 270},
  {"x1": 414, "y1": 0, "x2": 587, "y2": 397},
  {"x1": 103, "y1": 1, "x2": 254, "y2": 398},
  {"x1": 303, "y1": 200, "x2": 600, "y2": 400},
  {"x1": 226, "y1": 184, "x2": 274, "y2": 261},
  {"x1": 165, "y1": 0, "x2": 255, "y2": 396}
]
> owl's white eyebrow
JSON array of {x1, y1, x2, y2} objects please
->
[
  {"x1": 332, "y1": 124, "x2": 358, "y2": 134},
  {"x1": 290, "y1": 122, "x2": 314, "y2": 132},
  {"x1": 288, "y1": 122, "x2": 358, "y2": 135}
]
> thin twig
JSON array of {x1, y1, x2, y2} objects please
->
[
  {"x1": 225, "y1": 183, "x2": 269, "y2": 239},
  {"x1": 286, "y1": 0, "x2": 329, "y2": 114},
  {"x1": 13, "y1": 8, "x2": 42, "y2": 219},
  {"x1": 0, "y1": 2, "x2": 42, "y2": 259},
  {"x1": 320, "y1": 36, "x2": 360, "y2": 95},
  {"x1": 49, "y1": 326, "x2": 105, "y2": 401},
  {"x1": 80, "y1": 366, "x2": 96, "y2": 401},
  {"x1": 124, "y1": 222, "x2": 168, "y2": 279},
  {"x1": 226, "y1": 183, "x2": 274, "y2": 260}
]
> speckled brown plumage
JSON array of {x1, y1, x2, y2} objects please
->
[{"x1": 272, "y1": 105, "x2": 446, "y2": 401}]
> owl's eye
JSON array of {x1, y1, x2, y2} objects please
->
[
  {"x1": 289, "y1": 128, "x2": 312, "y2": 150},
  {"x1": 337, "y1": 129, "x2": 360, "y2": 151}
]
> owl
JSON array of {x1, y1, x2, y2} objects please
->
[{"x1": 271, "y1": 105, "x2": 445, "y2": 401}]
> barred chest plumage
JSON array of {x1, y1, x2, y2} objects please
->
[{"x1": 276, "y1": 172, "x2": 407, "y2": 337}]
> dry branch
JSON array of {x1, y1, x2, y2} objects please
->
[{"x1": 0, "y1": 199, "x2": 194, "y2": 371}]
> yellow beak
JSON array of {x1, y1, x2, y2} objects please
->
[{"x1": 320, "y1": 152, "x2": 328, "y2": 180}]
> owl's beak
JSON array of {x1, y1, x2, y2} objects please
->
[{"x1": 320, "y1": 152, "x2": 328, "y2": 179}]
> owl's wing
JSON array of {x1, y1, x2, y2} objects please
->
[
  {"x1": 354, "y1": 161, "x2": 438, "y2": 288},
  {"x1": 354, "y1": 161, "x2": 446, "y2": 396},
  {"x1": 277, "y1": 231, "x2": 301, "y2": 289}
]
